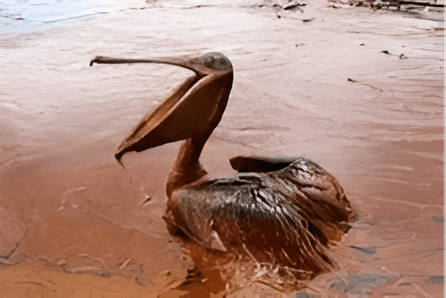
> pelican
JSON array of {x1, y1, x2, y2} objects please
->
[{"x1": 90, "y1": 52, "x2": 358, "y2": 287}]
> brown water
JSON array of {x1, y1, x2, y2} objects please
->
[{"x1": 0, "y1": 0, "x2": 444, "y2": 296}]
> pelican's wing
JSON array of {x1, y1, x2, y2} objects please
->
[
  {"x1": 229, "y1": 156, "x2": 299, "y2": 173},
  {"x1": 168, "y1": 172, "x2": 335, "y2": 275},
  {"x1": 273, "y1": 157, "x2": 359, "y2": 244}
]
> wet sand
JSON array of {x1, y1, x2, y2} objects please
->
[{"x1": 0, "y1": 0, "x2": 444, "y2": 296}]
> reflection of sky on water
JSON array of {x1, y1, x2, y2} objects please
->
[{"x1": 0, "y1": 0, "x2": 146, "y2": 33}]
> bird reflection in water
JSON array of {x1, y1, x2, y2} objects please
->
[{"x1": 90, "y1": 52, "x2": 358, "y2": 295}]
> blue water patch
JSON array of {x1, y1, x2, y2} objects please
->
[{"x1": 0, "y1": 0, "x2": 146, "y2": 33}]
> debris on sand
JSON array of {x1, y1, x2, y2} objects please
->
[
  {"x1": 270, "y1": 0, "x2": 307, "y2": 10},
  {"x1": 328, "y1": 0, "x2": 445, "y2": 11},
  {"x1": 302, "y1": 17, "x2": 315, "y2": 22},
  {"x1": 399, "y1": 53, "x2": 408, "y2": 59},
  {"x1": 260, "y1": 0, "x2": 307, "y2": 14}
]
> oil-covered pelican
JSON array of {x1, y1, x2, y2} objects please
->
[{"x1": 90, "y1": 52, "x2": 358, "y2": 284}]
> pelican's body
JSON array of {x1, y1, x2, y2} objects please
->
[
  {"x1": 166, "y1": 157, "x2": 356, "y2": 278},
  {"x1": 90, "y1": 52, "x2": 357, "y2": 284}
]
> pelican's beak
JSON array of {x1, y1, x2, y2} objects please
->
[{"x1": 90, "y1": 52, "x2": 233, "y2": 164}]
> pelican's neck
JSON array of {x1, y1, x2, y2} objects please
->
[
  {"x1": 166, "y1": 136, "x2": 209, "y2": 198},
  {"x1": 165, "y1": 73, "x2": 233, "y2": 198}
]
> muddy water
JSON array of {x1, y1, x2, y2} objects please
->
[{"x1": 0, "y1": 0, "x2": 444, "y2": 296}]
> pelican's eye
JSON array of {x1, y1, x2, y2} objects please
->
[{"x1": 204, "y1": 56, "x2": 216, "y2": 68}]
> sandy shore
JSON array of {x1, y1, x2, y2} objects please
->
[{"x1": 0, "y1": 0, "x2": 444, "y2": 296}]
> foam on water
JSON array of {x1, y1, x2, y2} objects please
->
[{"x1": 0, "y1": 0, "x2": 147, "y2": 33}]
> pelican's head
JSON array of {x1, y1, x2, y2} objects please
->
[
  {"x1": 181, "y1": 52, "x2": 233, "y2": 75},
  {"x1": 90, "y1": 52, "x2": 234, "y2": 164}
]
